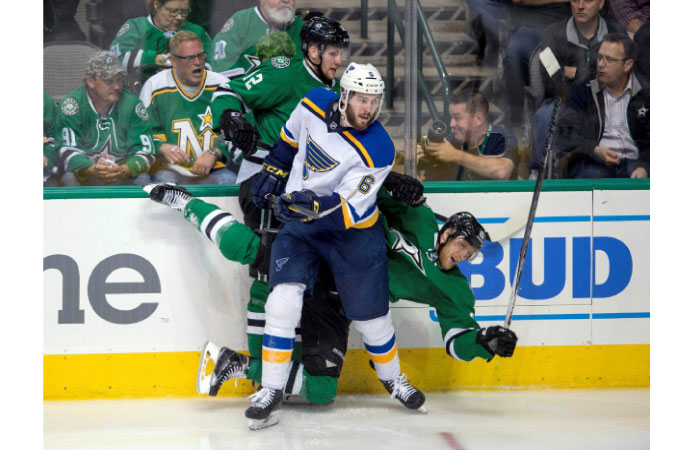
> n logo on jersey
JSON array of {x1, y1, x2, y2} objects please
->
[
  {"x1": 172, "y1": 106, "x2": 216, "y2": 157},
  {"x1": 303, "y1": 136, "x2": 339, "y2": 179}
]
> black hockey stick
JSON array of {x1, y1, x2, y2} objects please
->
[{"x1": 504, "y1": 48, "x2": 566, "y2": 327}]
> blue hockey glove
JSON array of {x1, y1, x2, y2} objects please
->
[
  {"x1": 476, "y1": 326, "x2": 517, "y2": 358},
  {"x1": 273, "y1": 190, "x2": 319, "y2": 223},
  {"x1": 251, "y1": 159, "x2": 290, "y2": 209}
]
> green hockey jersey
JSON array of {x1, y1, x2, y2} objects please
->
[
  {"x1": 54, "y1": 85, "x2": 156, "y2": 178},
  {"x1": 44, "y1": 90, "x2": 57, "y2": 168},
  {"x1": 109, "y1": 15, "x2": 212, "y2": 80},
  {"x1": 210, "y1": 7, "x2": 304, "y2": 73},
  {"x1": 140, "y1": 68, "x2": 231, "y2": 177}
]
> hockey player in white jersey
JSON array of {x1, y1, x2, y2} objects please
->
[{"x1": 247, "y1": 62, "x2": 425, "y2": 429}]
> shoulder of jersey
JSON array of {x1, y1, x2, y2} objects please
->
[
  {"x1": 301, "y1": 88, "x2": 338, "y2": 114},
  {"x1": 343, "y1": 122, "x2": 395, "y2": 169},
  {"x1": 205, "y1": 71, "x2": 231, "y2": 86}
]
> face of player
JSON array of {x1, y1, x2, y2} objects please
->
[
  {"x1": 86, "y1": 74, "x2": 124, "y2": 107},
  {"x1": 153, "y1": 0, "x2": 190, "y2": 32},
  {"x1": 570, "y1": 0, "x2": 603, "y2": 26},
  {"x1": 448, "y1": 102, "x2": 482, "y2": 144},
  {"x1": 438, "y1": 231, "x2": 477, "y2": 270},
  {"x1": 345, "y1": 92, "x2": 381, "y2": 130},
  {"x1": 319, "y1": 45, "x2": 344, "y2": 81},
  {"x1": 172, "y1": 39, "x2": 206, "y2": 87},
  {"x1": 597, "y1": 41, "x2": 633, "y2": 87},
  {"x1": 260, "y1": 0, "x2": 295, "y2": 29}
]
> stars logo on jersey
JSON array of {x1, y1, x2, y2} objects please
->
[
  {"x1": 390, "y1": 228, "x2": 426, "y2": 276},
  {"x1": 135, "y1": 102, "x2": 149, "y2": 121},
  {"x1": 197, "y1": 106, "x2": 213, "y2": 132},
  {"x1": 221, "y1": 18, "x2": 234, "y2": 33},
  {"x1": 61, "y1": 97, "x2": 79, "y2": 116},
  {"x1": 116, "y1": 23, "x2": 129, "y2": 37},
  {"x1": 271, "y1": 56, "x2": 290, "y2": 69},
  {"x1": 303, "y1": 136, "x2": 339, "y2": 179}
]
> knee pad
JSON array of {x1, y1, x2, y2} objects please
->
[
  {"x1": 265, "y1": 282, "x2": 305, "y2": 331},
  {"x1": 353, "y1": 311, "x2": 395, "y2": 346}
]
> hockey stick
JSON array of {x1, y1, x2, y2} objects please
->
[
  {"x1": 266, "y1": 190, "x2": 358, "y2": 220},
  {"x1": 504, "y1": 47, "x2": 565, "y2": 328}
]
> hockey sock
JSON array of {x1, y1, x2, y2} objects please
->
[
  {"x1": 261, "y1": 283, "x2": 304, "y2": 389},
  {"x1": 354, "y1": 312, "x2": 401, "y2": 381}
]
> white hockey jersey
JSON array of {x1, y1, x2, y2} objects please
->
[{"x1": 281, "y1": 88, "x2": 395, "y2": 229}]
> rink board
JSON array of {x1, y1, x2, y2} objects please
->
[{"x1": 43, "y1": 182, "x2": 649, "y2": 399}]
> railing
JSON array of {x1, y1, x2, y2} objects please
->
[{"x1": 377, "y1": 0, "x2": 451, "y2": 124}]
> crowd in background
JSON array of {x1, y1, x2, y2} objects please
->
[{"x1": 43, "y1": 0, "x2": 650, "y2": 186}]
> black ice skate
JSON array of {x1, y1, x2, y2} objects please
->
[
  {"x1": 197, "y1": 341, "x2": 252, "y2": 396},
  {"x1": 382, "y1": 373, "x2": 427, "y2": 414},
  {"x1": 209, "y1": 347, "x2": 251, "y2": 396},
  {"x1": 245, "y1": 387, "x2": 284, "y2": 430},
  {"x1": 144, "y1": 182, "x2": 193, "y2": 211}
]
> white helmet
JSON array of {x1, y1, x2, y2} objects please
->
[{"x1": 339, "y1": 62, "x2": 385, "y2": 125}]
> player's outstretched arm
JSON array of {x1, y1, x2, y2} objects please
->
[{"x1": 144, "y1": 183, "x2": 260, "y2": 265}]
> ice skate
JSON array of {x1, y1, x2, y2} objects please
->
[
  {"x1": 197, "y1": 341, "x2": 252, "y2": 396},
  {"x1": 144, "y1": 182, "x2": 193, "y2": 211},
  {"x1": 245, "y1": 387, "x2": 283, "y2": 430},
  {"x1": 382, "y1": 373, "x2": 427, "y2": 414}
]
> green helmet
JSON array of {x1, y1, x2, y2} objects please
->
[{"x1": 255, "y1": 31, "x2": 296, "y2": 61}]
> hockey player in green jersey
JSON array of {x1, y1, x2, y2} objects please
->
[
  {"x1": 139, "y1": 31, "x2": 237, "y2": 185},
  {"x1": 145, "y1": 179, "x2": 518, "y2": 408},
  {"x1": 109, "y1": 0, "x2": 211, "y2": 83},
  {"x1": 210, "y1": 0, "x2": 304, "y2": 74},
  {"x1": 211, "y1": 15, "x2": 349, "y2": 186},
  {"x1": 54, "y1": 51, "x2": 156, "y2": 186}
]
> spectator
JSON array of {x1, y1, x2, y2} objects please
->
[
  {"x1": 210, "y1": 0, "x2": 304, "y2": 73},
  {"x1": 418, "y1": 91, "x2": 517, "y2": 181},
  {"x1": 528, "y1": 0, "x2": 617, "y2": 174},
  {"x1": 554, "y1": 33, "x2": 649, "y2": 178},
  {"x1": 501, "y1": 0, "x2": 571, "y2": 126},
  {"x1": 109, "y1": 0, "x2": 212, "y2": 84},
  {"x1": 44, "y1": 90, "x2": 60, "y2": 187},
  {"x1": 54, "y1": 51, "x2": 156, "y2": 186},
  {"x1": 139, "y1": 31, "x2": 236, "y2": 185},
  {"x1": 609, "y1": 0, "x2": 649, "y2": 38}
]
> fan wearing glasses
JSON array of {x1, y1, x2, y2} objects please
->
[
  {"x1": 139, "y1": 31, "x2": 237, "y2": 185},
  {"x1": 554, "y1": 33, "x2": 650, "y2": 179},
  {"x1": 109, "y1": 0, "x2": 212, "y2": 83}
]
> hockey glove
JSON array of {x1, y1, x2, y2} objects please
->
[
  {"x1": 476, "y1": 326, "x2": 518, "y2": 358},
  {"x1": 219, "y1": 110, "x2": 259, "y2": 157},
  {"x1": 273, "y1": 190, "x2": 319, "y2": 223},
  {"x1": 250, "y1": 158, "x2": 291, "y2": 209},
  {"x1": 383, "y1": 172, "x2": 426, "y2": 207}
]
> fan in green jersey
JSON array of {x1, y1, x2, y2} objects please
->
[
  {"x1": 139, "y1": 31, "x2": 237, "y2": 185},
  {"x1": 54, "y1": 51, "x2": 156, "y2": 186},
  {"x1": 145, "y1": 180, "x2": 518, "y2": 407},
  {"x1": 210, "y1": 0, "x2": 305, "y2": 74},
  {"x1": 109, "y1": 0, "x2": 212, "y2": 84}
]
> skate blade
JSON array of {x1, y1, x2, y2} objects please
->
[
  {"x1": 416, "y1": 405, "x2": 428, "y2": 414},
  {"x1": 196, "y1": 341, "x2": 221, "y2": 395},
  {"x1": 248, "y1": 414, "x2": 280, "y2": 431}
]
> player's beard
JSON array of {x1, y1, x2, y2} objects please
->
[
  {"x1": 263, "y1": 4, "x2": 295, "y2": 29},
  {"x1": 345, "y1": 104, "x2": 373, "y2": 131}
]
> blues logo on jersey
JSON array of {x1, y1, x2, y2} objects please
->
[{"x1": 303, "y1": 135, "x2": 339, "y2": 180}]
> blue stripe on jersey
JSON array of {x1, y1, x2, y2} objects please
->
[
  {"x1": 342, "y1": 124, "x2": 396, "y2": 168},
  {"x1": 364, "y1": 334, "x2": 396, "y2": 354},
  {"x1": 263, "y1": 334, "x2": 295, "y2": 350}
]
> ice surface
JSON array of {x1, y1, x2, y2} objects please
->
[{"x1": 44, "y1": 389, "x2": 649, "y2": 450}]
